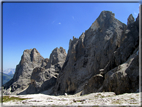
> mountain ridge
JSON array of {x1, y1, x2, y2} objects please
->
[{"x1": 3, "y1": 11, "x2": 139, "y2": 96}]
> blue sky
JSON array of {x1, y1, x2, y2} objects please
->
[{"x1": 3, "y1": 3, "x2": 139, "y2": 70}]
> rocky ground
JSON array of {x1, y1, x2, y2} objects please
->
[{"x1": 2, "y1": 92, "x2": 141, "y2": 106}]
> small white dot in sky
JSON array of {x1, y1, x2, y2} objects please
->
[{"x1": 72, "y1": 16, "x2": 74, "y2": 19}]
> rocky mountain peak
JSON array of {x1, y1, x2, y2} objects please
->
[
  {"x1": 90, "y1": 11, "x2": 117, "y2": 32},
  {"x1": 54, "y1": 10, "x2": 139, "y2": 95},
  {"x1": 3, "y1": 10, "x2": 139, "y2": 96},
  {"x1": 3, "y1": 48, "x2": 44, "y2": 95},
  {"x1": 99, "y1": 11, "x2": 115, "y2": 19},
  {"x1": 49, "y1": 47, "x2": 67, "y2": 65},
  {"x1": 31, "y1": 48, "x2": 40, "y2": 54},
  {"x1": 59, "y1": 47, "x2": 67, "y2": 55},
  {"x1": 23, "y1": 48, "x2": 39, "y2": 55},
  {"x1": 24, "y1": 47, "x2": 67, "y2": 94},
  {"x1": 20, "y1": 48, "x2": 44, "y2": 65},
  {"x1": 31, "y1": 48, "x2": 43, "y2": 62},
  {"x1": 127, "y1": 14, "x2": 134, "y2": 25}
]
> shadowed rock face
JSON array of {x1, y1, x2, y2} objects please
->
[
  {"x1": 127, "y1": 14, "x2": 135, "y2": 26},
  {"x1": 25, "y1": 47, "x2": 67, "y2": 94},
  {"x1": 99, "y1": 14, "x2": 139, "y2": 95},
  {"x1": 25, "y1": 67, "x2": 57, "y2": 94},
  {"x1": 102, "y1": 50, "x2": 139, "y2": 95},
  {"x1": 54, "y1": 11, "x2": 139, "y2": 95}
]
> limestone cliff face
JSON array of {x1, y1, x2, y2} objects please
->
[
  {"x1": 54, "y1": 11, "x2": 139, "y2": 95},
  {"x1": 3, "y1": 48, "x2": 44, "y2": 95},
  {"x1": 3, "y1": 11, "x2": 139, "y2": 95},
  {"x1": 3, "y1": 47, "x2": 67, "y2": 95},
  {"x1": 25, "y1": 47, "x2": 67, "y2": 94}
]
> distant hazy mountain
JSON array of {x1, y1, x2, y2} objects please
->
[
  {"x1": 0, "y1": 72, "x2": 13, "y2": 85},
  {"x1": 3, "y1": 68, "x2": 15, "y2": 75}
]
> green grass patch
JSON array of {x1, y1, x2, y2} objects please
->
[
  {"x1": 0, "y1": 97, "x2": 2, "y2": 103},
  {"x1": 2, "y1": 96, "x2": 30, "y2": 102}
]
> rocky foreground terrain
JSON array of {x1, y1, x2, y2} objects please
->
[
  {"x1": 2, "y1": 92, "x2": 141, "y2": 106},
  {"x1": 2, "y1": 10, "x2": 141, "y2": 106}
]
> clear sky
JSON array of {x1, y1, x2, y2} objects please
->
[{"x1": 3, "y1": 3, "x2": 139, "y2": 70}]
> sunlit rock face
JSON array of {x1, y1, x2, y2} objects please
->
[
  {"x1": 3, "y1": 11, "x2": 139, "y2": 96},
  {"x1": 54, "y1": 11, "x2": 139, "y2": 95},
  {"x1": 3, "y1": 47, "x2": 67, "y2": 95},
  {"x1": 3, "y1": 48, "x2": 44, "y2": 95}
]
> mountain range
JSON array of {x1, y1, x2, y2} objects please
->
[
  {"x1": 2, "y1": 73, "x2": 13, "y2": 85},
  {"x1": 3, "y1": 68, "x2": 15, "y2": 75},
  {"x1": 3, "y1": 11, "x2": 140, "y2": 96},
  {"x1": 0, "y1": 68, "x2": 15, "y2": 85}
]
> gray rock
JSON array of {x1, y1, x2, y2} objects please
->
[
  {"x1": 25, "y1": 67, "x2": 57, "y2": 94},
  {"x1": 3, "y1": 48, "x2": 44, "y2": 95},
  {"x1": 3, "y1": 11, "x2": 139, "y2": 96},
  {"x1": 54, "y1": 11, "x2": 139, "y2": 95},
  {"x1": 41, "y1": 58, "x2": 49, "y2": 68},
  {"x1": 3, "y1": 47, "x2": 67, "y2": 95},
  {"x1": 81, "y1": 74, "x2": 104, "y2": 95},
  {"x1": 23, "y1": 47, "x2": 67, "y2": 94},
  {"x1": 46, "y1": 47, "x2": 67, "y2": 69},
  {"x1": 127, "y1": 14, "x2": 134, "y2": 26},
  {"x1": 102, "y1": 48, "x2": 139, "y2": 94}
]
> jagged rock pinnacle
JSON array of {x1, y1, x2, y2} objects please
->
[{"x1": 127, "y1": 14, "x2": 134, "y2": 25}]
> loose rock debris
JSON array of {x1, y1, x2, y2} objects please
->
[{"x1": 2, "y1": 92, "x2": 141, "y2": 106}]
